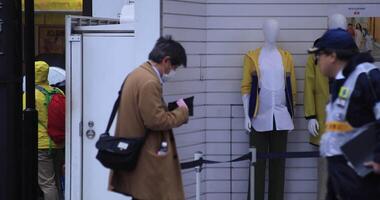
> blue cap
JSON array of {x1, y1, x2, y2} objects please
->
[{"x1": 308, "y1": 28, "x2": 358, "y2": 53}]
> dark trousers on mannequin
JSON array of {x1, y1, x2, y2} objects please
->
[{"x1": 250, "y1": 128, "x2": 288, "y2": 200}]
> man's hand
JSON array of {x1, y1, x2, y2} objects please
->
[
  {"x1": 364, "y1": 161, "x2": 380, "y2": 175},
  {"x1": 176, "y1": 99, "x2": 188, "y2": 111}
]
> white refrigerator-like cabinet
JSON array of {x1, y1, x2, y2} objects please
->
[{"x1": 65, "y1": 6, "x2": 160, "y2": 200}]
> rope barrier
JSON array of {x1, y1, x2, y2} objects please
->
[{"x1": 181, "y1": 151, "x2": 320, "y2": 170}]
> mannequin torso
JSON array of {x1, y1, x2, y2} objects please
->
[
  {"x1": 258, "y1": 45, "x2": 284, "y2": 91},
  {"x1": 252, "y1": 44, "x2": 293, "y2": 132},
  {"x1": 242, "y1": 19, "x2": 294, "y2": 132}
]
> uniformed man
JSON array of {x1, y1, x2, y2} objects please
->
[{"x1": 308, "y1": 28, "x2": 380, "y2": 200}]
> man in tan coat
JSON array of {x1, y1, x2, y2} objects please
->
[{"x1": 109, "y1": 36, "x2": 189, "y2": 200}]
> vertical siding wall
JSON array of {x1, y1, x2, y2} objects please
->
[
  {"x1": 162, "y1": 1, "x2": 207, "y2": 199},
  {"x1": 163, "y1": 1, "x2": 380, "y2": 200}
]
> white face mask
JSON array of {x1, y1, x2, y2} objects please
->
[{"x1": 162, "y1": 69, "x2": 176, "y2": 82}]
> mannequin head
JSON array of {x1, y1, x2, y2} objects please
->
[
  {"x1": 262, "y1": 19, "x2": 280, "y2": 45},
  {"x1": 328, "y1": 14, "x2": 347, "y2": 30}
]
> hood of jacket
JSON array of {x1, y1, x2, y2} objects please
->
[{"x1": 35, "y1": 61, "x2": 49, "y2": 85}]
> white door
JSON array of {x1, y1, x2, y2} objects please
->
[{"x1": 82, "y1": 33, "x2": 136, "y2": 200}]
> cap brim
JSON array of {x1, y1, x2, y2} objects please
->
[{"x1": 308, "y1": 47, "x2": 320, "y2": 54}]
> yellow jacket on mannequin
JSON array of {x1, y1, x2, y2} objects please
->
[
  {"x1": 23, "y1": 61, "x2": 62, "y2": 149},
  {"x1": 241, "y1": 47, "x2": 297, "y2": 119},
  {"x1": 303, "y1": 54, "x2": 329, "y2": 145}
]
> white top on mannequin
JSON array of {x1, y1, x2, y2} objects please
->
[
  {"x1": 242, "y1": 19, "x2": 294, "y2": 132},
  {"x1": 328, "y1": 13, "x2": 347, "y2": 30}
]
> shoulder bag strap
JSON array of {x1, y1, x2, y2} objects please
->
[
  {"x1": 104, "y1": 79, "x2": 126, "y2": 135},
  {"x1": 104, "y1": 75, "x2": 150, "y2": 136}
]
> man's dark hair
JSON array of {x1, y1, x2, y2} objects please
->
[
  {"x1": 320, "y1": 48, "x2": 359, "y2": 61},
  {"x1": 348, "y1": 23, "x2": 353, "y2": 26},
  {"x1": 148, "y1": 35, "x2": 187, "y2": 68}
]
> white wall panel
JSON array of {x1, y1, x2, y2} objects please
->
[
  {"x1": 206, "y1": 54, "x2": 309, "y2": 67},
  {"x1": 206, "y1": 42, "x2": 314, "y2": 54},
  {"x1": 181, "y1": 42, "x2": 207, "y2": 54},
  {"x1": 207, "y1": 30, "x2": 324, "y2": 42},
  {"x1": 164, "y1": 28, "x2": 207, "y2": 42},
  {"x1": 164, "y1": 14, "x2": 206, "y2": 29},
  {"x1": 207, "y1": 17, "x2": 327, "y2": 29},
  {"x1": 207, "y1": 0, "x2": 380, "y2": 3},
  {"x1": 207, "y1": 4, "x2": 329, "y2": 17},
  {"x1": 162, "y1": 0, "x2": 380, "y2": 199},
  {"x1": 162, "y1": 1, "x2": 207, "y2": 199},
  {"x1": 164, "y1": 1, "x2": 206, "y2": 16}
]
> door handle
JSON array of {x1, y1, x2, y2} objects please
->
[
  {"x1": 86, "y1": 121, "x2": 96, "y2": 139},
  {"x1": 86, "y1": 129, "x2": 96, "y2": 139}
]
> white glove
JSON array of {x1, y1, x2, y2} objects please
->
[
  {"x1": 244, "y1": 116, "x2": 252, "y2": 132},
  {"x1": 242, "y1": 95, "x2": 252, "y2": 133},
  {"x1": 307, "y1": 119, "x2": 319, "y2": 137}
]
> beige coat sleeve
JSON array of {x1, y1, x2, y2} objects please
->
[{"x1": 138, "y1": 80, "x2": 189, "y2": 131}]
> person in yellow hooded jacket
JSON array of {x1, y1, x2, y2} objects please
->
[{"x1": 23, "y1": 61, "x2": 64, "y2": 200}]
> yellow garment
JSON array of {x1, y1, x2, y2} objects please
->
[
  {"x1": 303, "y1": 55, "x2": 330, "y2": 145},
  {"x1": 241, "y1": 48, "x2": 297, "y2": 117},
  {"x1": 23, "y1": 61, "x2": 61, "y2": 149},
  {"x1": 23, "y1": 0, "x2": 82, "y2": 11}
]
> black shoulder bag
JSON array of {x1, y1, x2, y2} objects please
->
[{"x1": 95, "y1": 81, "x2": 146, "y2": 171}]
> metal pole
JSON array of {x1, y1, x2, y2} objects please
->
[
  {"x1": 249, "y1": 148, "x2": 256, "y2": 200},
  {"x1": 0, "y1": 0, "x2": 23, "y2": 199},
  {"x1": 83, "y1": 0, "x2": 92, "y2": 16},
  {"x1": 194, "y1": 151, "x2": 203, "y2": 200},
  {"x1": 22, "y1": 0, "x2": 38, "y2": 199}
]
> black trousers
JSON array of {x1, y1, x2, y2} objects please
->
[
  {"x1": 326, "y1": 156, "x2": 380, "y2": 200},
  {"x1": 250, "y1": 130, "x2": 288, "y2": 200}
]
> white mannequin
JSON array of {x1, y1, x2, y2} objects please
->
[
  {"x1": 307, "y1": 13, "x2": 347, "y2": 136},
  {"x1": 242, "y1": 19, "x2": 280, "y2": 132},
  {"x1": 328, "y1": 13, "x2": 347, "y2": 30}
]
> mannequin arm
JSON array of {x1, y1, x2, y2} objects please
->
[
  {"x1": 242, "y1": 94, "x2": 252, "y2": 132},
  {"x1": 241, "y1": 53, "x2": 255, "y2": 133}
]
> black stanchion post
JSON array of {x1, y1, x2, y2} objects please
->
[
  {"x1": 22, "y1": 0, "x2": 38, "y2": 199},
  {"x1": 0, "y1": 0, "x2": 23, "y2": 199},
  {"x1": 83, "y1": 0, "x2": 92, "y2": 16}
]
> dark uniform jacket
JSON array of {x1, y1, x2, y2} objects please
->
[{"x1": 330, "y1": 53, "x2": 380, "y2": 162}]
